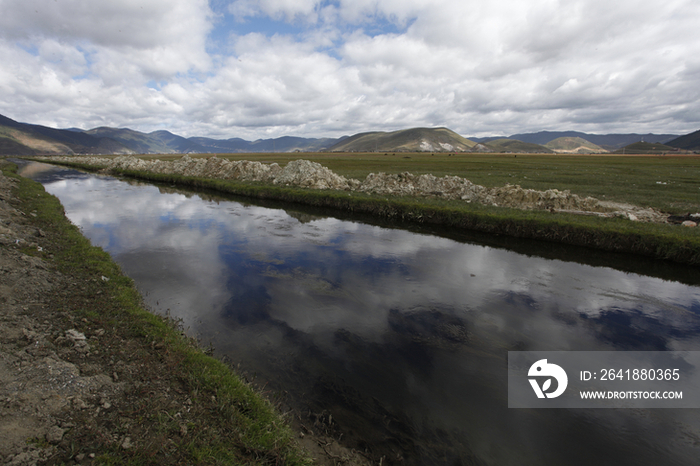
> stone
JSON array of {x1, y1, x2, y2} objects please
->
[
  {"x1": 121, "y1": 436, "x2": 133, "y2": 449},
  {"x1": 46, "y1": 425, "x2": 65, "y2": 444}
]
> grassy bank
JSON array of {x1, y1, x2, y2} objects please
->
[
  {"x1": 41, "y1": 156, "x2": 700, "y2": 266},
  {"x1": 132, "y1": 152, "x2": 700, "y2": 214},
  {"x1": 4, "y1": 161, "x2": 311, "y2": 465}
]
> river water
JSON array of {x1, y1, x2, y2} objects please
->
[{"x1": 20, "y1": 161, "x2": 700, "y2": 465}]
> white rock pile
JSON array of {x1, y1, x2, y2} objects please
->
[{"x1": 40, "y1": 155, "x2": 668, "y2": 222}]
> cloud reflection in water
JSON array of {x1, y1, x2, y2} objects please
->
[{"x1": 38, "y1": 167, "x2": 700, "y2": 466}]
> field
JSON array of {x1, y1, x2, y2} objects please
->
[{"x1": 138, "y1": 152, "x2": 700, "y2": 214}]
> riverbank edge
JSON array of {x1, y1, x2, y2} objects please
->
[
  {"x1": 2, "y1": 161, "x2": 314, "y2": 465},
  {"x1": 45, "y1": 159, "x2": 700, "y2": 266}
]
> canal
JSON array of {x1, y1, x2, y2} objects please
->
[{"x1": 19, "y1": 161, "x2": 700, "y2": 465}]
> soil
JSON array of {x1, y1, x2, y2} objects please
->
[{"x1": 0, "y1": 161, "x2": 371, "y2": 465}]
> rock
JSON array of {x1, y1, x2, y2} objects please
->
[
  {"x1": 66, "y1": 329, "x2": 88, "y2": 347},
  {"x1": 682, "y1": 220, "x2": 697, "y2": 227},
  {"x1": 72, "y1": 397, "x2": 89, "y2": 409},
  {"x1": 121, "y1": 436, "x2": 133, "y2": 449},
  {"x1": 46, "y1": 426, "x2": 65, "y2": 444},
  {"x1": 273, "y1": 159, "x2": 353, "y2": 190},
  {"x1": 5, "y1": 450, "x2": 47, "y2": 466}
]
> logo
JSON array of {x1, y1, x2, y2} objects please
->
[{"x1": 528, "y1": 359, "x2": 568, "y2": 399}]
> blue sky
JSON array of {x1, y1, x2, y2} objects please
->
[{"x1": 1, "y1": 0, "x2": 699, "y2": 139}]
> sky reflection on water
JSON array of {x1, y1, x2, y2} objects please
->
[{"x1": 26, "y1": 163, "x2": 700, "y2": 466}]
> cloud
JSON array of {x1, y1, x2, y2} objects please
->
[
  {"x1": 0, "y1": 0, "x2": 213, "y2": 80},
  {"x1": 45, "y1": 169, "x2": 700, "y2": 346},
  {"x1": 0, "y1": 0, "x2": 699, "y2": 138}
]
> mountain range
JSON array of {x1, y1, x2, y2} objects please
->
[
  {"x1": 0, "y1": 113, "x2": 698, "y2": 155},
  {"x1": 469, "y1": 131, "x2": 681, "y2": 151}
]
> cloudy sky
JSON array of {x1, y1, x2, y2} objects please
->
[{"x1": 1, "y1": 0, "x2": 699, "y2": 139}]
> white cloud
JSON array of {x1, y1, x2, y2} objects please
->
[
  {"x1": 0, "y1": 0, "x2": 213, "y2": 80},
  {"x1": 0, "y1": 0, "x2": 699, "y2": 138},
  {"x1": 229, "y1": 0, "x2": 320, "y2": 22}
]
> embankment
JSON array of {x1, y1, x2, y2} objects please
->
[
  {"x1": 37, "y1": 156, "x2": 700, "y2": 265},
  {"x1": 0, "y1": 160, "x2": 317, "y2": 465}
]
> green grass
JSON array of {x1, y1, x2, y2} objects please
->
[{"x1": 3, "y1": 161, "x2": 312, "y2": 465}]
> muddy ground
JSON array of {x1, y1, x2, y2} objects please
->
[{"x1": 0, "y1": 161, "x2": 373, "y2": 465}]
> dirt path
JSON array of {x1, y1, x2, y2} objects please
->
[
  {"x1": 0, "y1": 161, "x2": 372, "y2": 465},
  {"x1": 0, "y1": 168, "x2": 69, "y2": 465},
  {"x1": 0, "y1": 163, "x2": 166, "y2": 465}
]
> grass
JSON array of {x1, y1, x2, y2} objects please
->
[
  {"x1": 32, "y1": 153, "x2": 700, "y2": 265},
  {"x1": 3, "y1": 161, "x2": 312, "y2": 465},
  {"x1": 111, "y1": 152, "x2": 700, "y2": 214}
]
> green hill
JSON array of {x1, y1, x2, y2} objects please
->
[
  {"x1": 666, "y1": 129, "x2": 700, "y2": 151},
  {"x1": 544, "y1": 137, "x2": 606, "y2": 154},
  {"x1": 327, "y1": 128, "x2": 476, "y2": 152},
  {"x1": 484, "y1": 138, "x2": 553, "y2": 153}
]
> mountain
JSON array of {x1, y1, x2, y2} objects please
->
[
  {"x1": 612, "y1": 142, "x2": 678, "y2": 154},
  {"x1": 327, "y1": 127, "x2": 475, "y2": 152},
  {"x1": 148, "y1": 130, "x2": 206, "y2": 153},
  {"x1": 184, "y1": 137, "x2": 251, "y2": 153},
  {"x1": 86, "y1": 127, "x2": 177, "y2": 154},
  {"x1": 666, "y1": 129, "x2": 700, "y2": 151},
  {"x1": 249, "y1": 136, "x2": 344, "y2": 152},
  {"x1": 484, "y1": 138, "x2": 553, "y2": 153},
  {"x1": 470, "y1": 131, "x2": 680, "y2": 151},
  {"x1": 505, "y1": 131, "x2": 679, "y2": 151},
  {"x1": 544, "y1": 137, "x2": 606, "y2": 154},
  {"x1": 0, "y1": 113, "x2": 691, "y2": 156},
  {"x1": 0, "y1": 114, "x2": 343, "y2": 155},
  {"x1": 187, "y1": 135, "x2": 343, "y2": 153},
  {"x1": 0, "y1": 114, "x2": 132, "y2": 155}
]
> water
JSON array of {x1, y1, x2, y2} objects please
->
[{"x1": 20, "y1": 161, "x2": 700, "y2": 465}]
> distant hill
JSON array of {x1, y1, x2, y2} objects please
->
[
  {"x1": 86, "y1": 127, "x2": 177, "y2": 154},
  {"x1": 185, "y1": 135, "x2": 343, "y2": 153},
  {"x1": 148, "y1": 130, "x2": 205, "y2": 153},
  {"x1": 472, "y1": 131, "x2": 680, "y2": 151},
  {"x1": 327, "y1": 127, "x2": 475, "y2": 152},
  {"x1": 0, "y1": 114, "x2": 343, "y2": 155},
  {"x1": 484, "y1": 138, "x2": 553, "y2": 153},
  {"x1": 544, "y1": 137, "x2": 606, "y2": 154},
  {"x1": 666, "y1": 129, "x2": 700, "y2": 151},
  {"x1": 612, "y1": 142, "x2": 678, "y2": 154},
  {"x1": 249, "y1": 136, "x2": 345, "y2": 152},
  {"x1": 0, "y1": 113, "x2": 691, "y2": 156},
  {"x1": 86, "y1": 128, "x2": 343, "y2": 154},
  {"x1": 0, "y1": 114, "x2": 132, "y2": 155}
]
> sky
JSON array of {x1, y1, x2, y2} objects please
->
[{"x1": 1, "y1": 0, "x2": 699, "y2": 140}]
